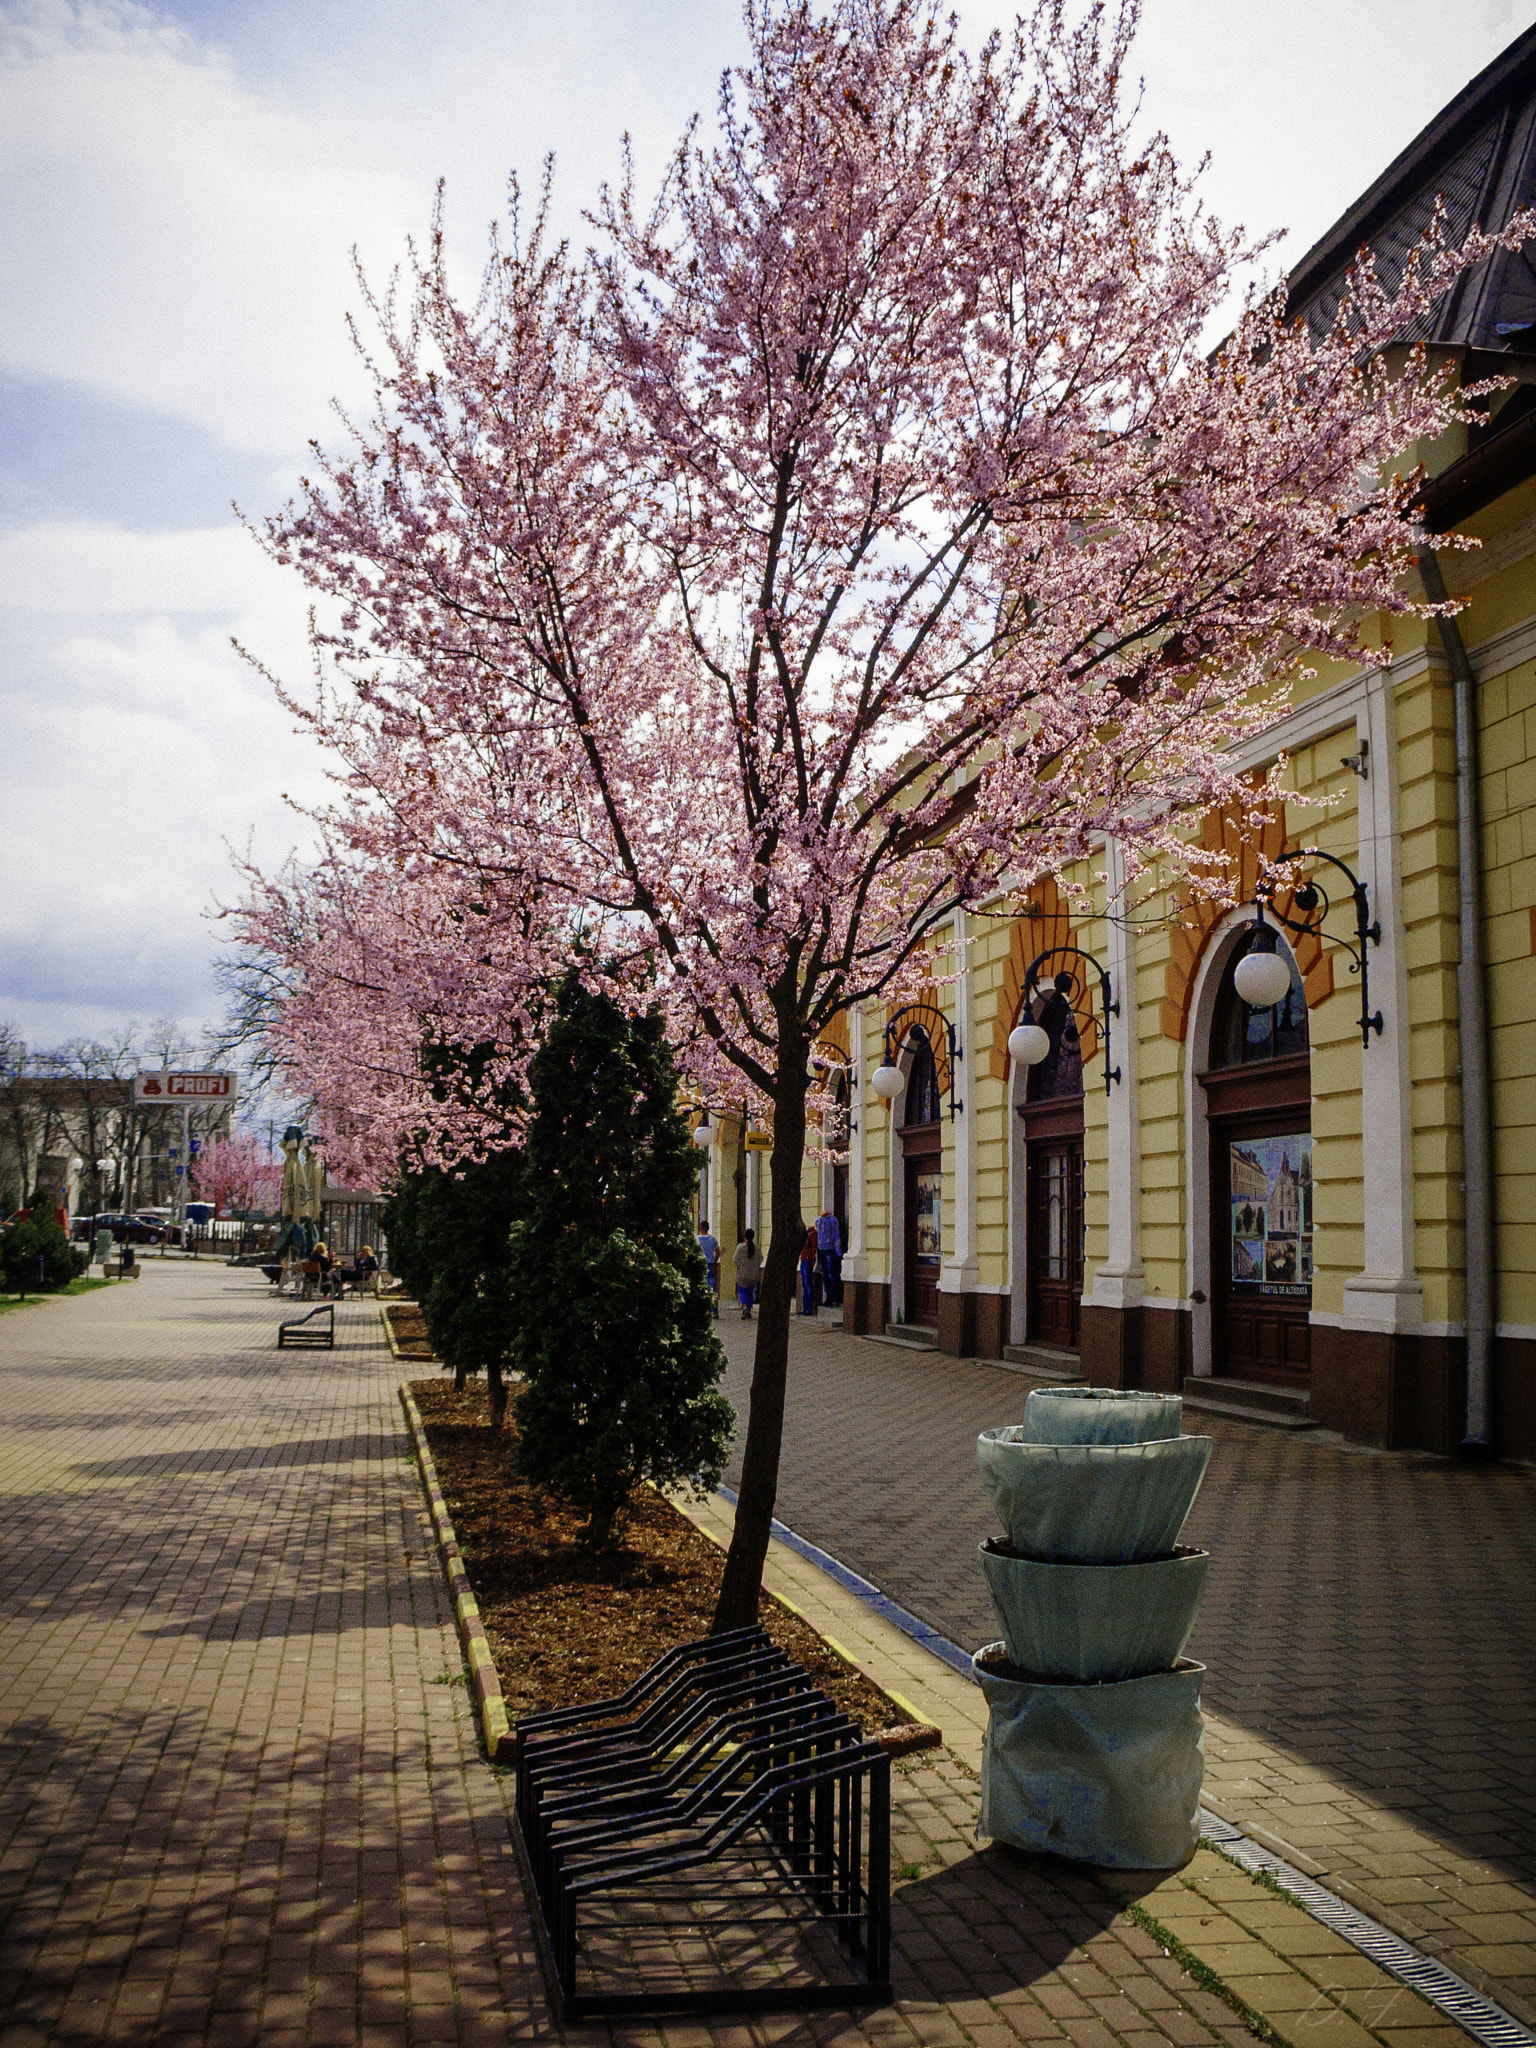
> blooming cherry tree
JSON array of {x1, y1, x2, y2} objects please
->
[
  {"x1": 191, "y1": 1132, "x2": 282, "y2": 1218},
  {"x1": 240, "y1": 0, "x2": 1526, "y2": 1627}
]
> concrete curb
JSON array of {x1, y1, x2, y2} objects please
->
[{"x1": 398, "y1": 1381, "x2": 514, "y2": 1765}]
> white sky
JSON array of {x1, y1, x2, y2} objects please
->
[{"x1": 2, "y1": 0, "x2": 1532, "y2": 1050}]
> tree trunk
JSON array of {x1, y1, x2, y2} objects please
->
[
  {"x1": 453, "y1": 1362, "x2": 467, "y2": 1391},
  {"x1": 711, "y1": 1032, "x2": 809, "y2": 1634},
  {"x1": 487, "y1": 1357, "x2": 507, "y2": 1430}
]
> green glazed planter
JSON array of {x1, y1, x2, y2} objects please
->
[
  {"x1": 1023, "y1": 1386, "x2": 1183, "y2": 1444},
  {"x1": 978, "y1": 1542, "x2": 1209, "y2": 1681},
  {"x1": 976, "y1": 1429, "x2": 1212, "y2": 1564}
]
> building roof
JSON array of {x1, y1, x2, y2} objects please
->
[{"x1": 1286, "y1": 22, "x2": 1536, "y2": 356}]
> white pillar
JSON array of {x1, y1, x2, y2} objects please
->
[
  {"x1": 940, "y1": 909, "x2": 981, "y2": 1299},
  {"x1": 1342, "y1": 673, "x2": 1423, "y2": 1331},
  {"x1": 1092, "y1": 840, "x2": 1145, "y2": 1308},
  {"x1": 842, "y1": 1004, "x2": 870, "y2": 1282},
  {"x1": 744, "y1": 1131, "x2": 760, "y2": 1235}
]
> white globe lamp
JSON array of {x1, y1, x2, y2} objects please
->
[
  {"x1": 1233, "y1": 942, "x2": 1294, "y2": 1010},
  {"x1": 692, "y1": 1117, "x2": 714, "y2": 1150},
  {"x1": 1007, "y1": 1021, "x2": 1051, "y2": 1067},
  {"x1": 870, "y1": 1062, "x2": 904, "y2": 1102}
]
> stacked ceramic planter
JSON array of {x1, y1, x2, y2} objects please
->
[{"x1": 973, "y1": 1387, "x2": 1213, "y2": 1869}]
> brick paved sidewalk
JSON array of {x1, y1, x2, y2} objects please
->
[
  {"x1": 0, "y1": 1265, "x2": 541, "y2": 2047},
  {"x1": 713, "y1": 1317, "x2": 1536, "y2": 2027},
  {"x1": 0, "y1": 1265, "x2": 1515, "y2": 2048}
]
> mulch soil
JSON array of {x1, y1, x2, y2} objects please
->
[
  {"x1": 410, "y1": 1375, "x2": 906, "y2": 1737},
  {"x1": 385, "y1": 1301, "x2": 434, "y2": 1359}
]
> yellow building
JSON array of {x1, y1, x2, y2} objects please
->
[{"x1": 832, "y1": 29, "x2": 1536, "y2": 1462}]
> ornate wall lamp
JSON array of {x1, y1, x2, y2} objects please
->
[
  {"x1": 869, "y1": 1009, "x2": 963, "y2": 1120},
  {"x1": 1007, "y1": 944, "x2": 1121, "y2": 1096},
  {"x1": 1240, "y1": 850, "x2": 1382, "y2": 1049}
]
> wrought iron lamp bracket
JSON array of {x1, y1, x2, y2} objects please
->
[
  {"x1": 1256, "y1": 847, "x2": 1383, "y2": 1049},
  {"x1": 1017, "y1": 945, "x2": 1122, "y2": 1096},
  {"x1": 882, "y1": 1007, "x2": 963, "y2": 1120}
]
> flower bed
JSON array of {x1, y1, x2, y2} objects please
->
[{"x1": 410, "y1": 1377, "x2": 900, "y2": 1733}]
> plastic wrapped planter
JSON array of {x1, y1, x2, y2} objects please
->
[
  {"x1": 978, "y1": 1543, "x2": 1209, "y2": 1683},
  {"x1": 1022, "y1": 1387, "x2": 1183, "y2": 1445},
  {"x1": 975, "y1": 1645, "x2": 1206, "y2": 1869},
  {"x1": 976, "y1": 1430, "x2": 1213, "y2": 1564}
]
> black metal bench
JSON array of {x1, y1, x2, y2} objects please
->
[
  {"x1": 515, "y1": 1627, "x2": 891, "y2": 2021},
  {"x1": 277, "y1": 1303, "x2": 335, "y2": 1349}
]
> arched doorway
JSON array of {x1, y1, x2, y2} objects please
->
[
  {"x1": 1201, "y1": 926, "x2": 1312, "y2": 1383},
  {"x1": 1016, "y1": 991, "x2": 1085, "y2": 1353},
  {"x1": 900, "y1": 1031, "x2": 943, "y2": 1329}
]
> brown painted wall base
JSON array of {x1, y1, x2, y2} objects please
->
[
  {"x1": 919, "y1": 1291, "x2": 1009, "y2": 1358},
  {"x1": 841, "y1": 1280, "x2": 890, "y2": 1337},
  {"x1": 935, "y1": 1289, "x2": 974, "y2": 1359},
  {"x1": 1309, "y1": 1326, "x2": 1469, "y2": 1456},
  {"x1": 1495, "y1": 1335, "x2": 1536, "y2": 1462},
  {"x1": 1079, "y1": 1303, "x2": 1135, "y2": 1389},
  {"x1": 1079, "y1": 1302, "x2": 1189, "y2": 1393}
]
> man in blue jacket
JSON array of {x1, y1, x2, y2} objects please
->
[{"x1": 815, "y1": 1206, "x2": 843, "y2": 1310}]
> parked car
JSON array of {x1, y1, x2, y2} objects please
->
[
  {"x1": 67, "y1": 1213, "x2": 165, "y2": 1245},
  {"x1": 136, "y1": 1213, "x2": 182, "y2": 1246}
]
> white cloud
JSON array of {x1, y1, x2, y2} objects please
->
[
  {"x1": 0, "y1": 515, "x2": 332, "y2": 1038},
  {"x1": 0, "y1": 0, "x2": 421, "y2": 454},
  {"x1": 0, "y1": 519, "x2": 288, "y2": 613}
]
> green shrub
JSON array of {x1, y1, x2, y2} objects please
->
[
  {"x1": 509, "y1": 978, "x2": 732, "y2": 1548},
  {"x1": 1, "y1": 1217, "x2": 87, "y2": 1296}
]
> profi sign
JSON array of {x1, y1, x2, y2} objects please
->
[{"x1": 133, "y1": 1071, "x2": 238, "y2": 1105}]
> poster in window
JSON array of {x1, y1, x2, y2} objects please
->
[
  {"x1": 1228, "y1": 1134, "x2": 1311, "y2": 1299},
  {"x1": 914, "y1": 1172, "x2": 942, "y2": 1259}
]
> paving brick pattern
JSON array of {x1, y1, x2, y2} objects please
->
[
  {"x1": 0, "y1": 1266, "x2": 1515, "y2": 2048},
  {"x1": 0, "y1": 1266, "x2": 541, "y2": 2047},
  {"x1": 715, "y1": 1318, "x2": 1536, "y2": 2024}
]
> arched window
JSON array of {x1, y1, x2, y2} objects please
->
[
  {"x1": 902, "y1": 1030, "x2": 942, "y2": 1127},
  {"x1": 1025, "y1": 991, "x2": 1085, "y2": 1102},
  {"x1": 1210, "y1": 928, "x2": 1309, "y2": 1068}
]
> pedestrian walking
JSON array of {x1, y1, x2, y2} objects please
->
[
  {"x1": 815, "y1": 1205, "x2": 843, "y2": 1308},
  {"x1": 733, "y1": 1229, "x2": 762, "y2": 1320},
  {"x1": 798, "y1": 1225, "x2": 819, "y2": 1316},
  {"x1": 697, "y1": 1220, "x2": 721, "y2": 1316}
]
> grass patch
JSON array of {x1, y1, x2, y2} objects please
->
[{"x1": 0, "y1": 1276, "x2": 114, "y2": 1315}]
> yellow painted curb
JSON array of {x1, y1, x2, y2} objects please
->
[{"x1": 399, "y1": 1382, "x2": 513, "y2": 1765}]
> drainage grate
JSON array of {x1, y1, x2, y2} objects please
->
[{"x1": 1199, "y1": 1812, "x2": 1534, "y2": 2048}]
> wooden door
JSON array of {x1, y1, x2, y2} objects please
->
[
  {"x1": 904, "y1": 1150, "x2": 942, "y2": 1328},
  {"x1": 1207, "y1": 1074, "x2": 1312, "y2": 1384},
  {"x1": 1025, "y1": 1131, "x2": 1084, "y2": 1351}
]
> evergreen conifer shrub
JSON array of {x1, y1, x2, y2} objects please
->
[
  {"x1": 382, "y1": 1043, "x2": 529, "y2": 1423},
  {"x1": 1, "y1": 1217, "x2": 86, "y2": 1296},
  {"x1": 509, "y1": 980, "x2": 733, "y2": 1548}
]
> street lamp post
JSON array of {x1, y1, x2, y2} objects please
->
[
  {"x1": 868, "y1": 1009, "x2": 963, "y2": 1119},
  {"x1": 1248, "y1": 849, "x2": 1383, "y2": 1049},
  {"x1": 1007, "y1": 945, "x2": 1121, "y2": 1096}
]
